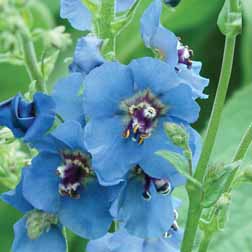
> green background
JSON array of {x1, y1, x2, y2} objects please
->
[{"x1": 0, "y1": 0, "x2": 252, "y2": 251}]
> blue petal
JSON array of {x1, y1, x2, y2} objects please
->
[
  {"x1": 83, "y1": 62, "x2": 134, "y2": 119},
  {"x1": 52, "y1": 73, "x2": 85, "y2": 123},
  {"x1": 129, "y1": 57, "x2": 181, "y2": 95},
  {"x1": 118, "y1": 178, "x2": 174, "y2": 238},
  {"x1": 138, "y1": 119, "x2": 185, "y2": 186},
  {"x1": 87, "y1": 228, "x2": 143, "y2": 252},
  {"x1": 141, "y1": 0, "x2": 178, "y2": 66},
  {"x1": 12, "y1": 217, "x2": 66, "y2": 252},
  {"x1": 177, "y1": 62, "x2": 209, "y2": 100},
  {"x1": 86, "y1": 233, "x2": 113, "y2": 252},
  {"x1": 0, "y1": 168, "x2": 33, "y2": 213},
  {"x1": 23, "y1": 152, "x2": 61, "y2": 213},
  {"x1": 24, "y1": 92, "x2": 55, "y2": 142},
  {"x1": 140, "y1": 0, "x2": 161, "y2": 47},
  {"x1": 161, "y1": 84, "x2": 200, "y2": 123},
  {"x1": 69, "y1": 36, "x2": 105, "y2": 74},
  {"x1": 58, "y1": 179, "x2": 113, "y2": 239},
  {"x1": 116, "y1": 0, "x2": 137, "y2": 12},
  {"x1": 0, "y1": 95, "x2": 31, "y2": 138},
  {"x1": 51, "y1": 120, "x2": 86, "y2": 151},
  {"x1": 84, "y1": 116, "x2": 140, "y2": 185},
  {"x1": 60, "y1": 0, "x2": 92, "y2": 31},
  {"x1": 143, "y1": 238, "x2": 178, "y2": 252}
]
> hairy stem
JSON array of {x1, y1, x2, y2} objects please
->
[
  {"x1": 19, "y1": 26, "x2": 46, "y2": 93},
  {"x1": 198, "y1": 233, "x2": 212, "y2": 252},
  {"x1": 181, "y1": 6, "x2": 239, "y2": 252}
]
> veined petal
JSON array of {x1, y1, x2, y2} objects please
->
[
  {"x1": 58, "y1": 179, "x2": 113, "y2": 239},
  {"x1": 23, "y1": 152, "x2": 61, "y2": 213},
  {"x1": 83, "y1": 62, "x2": 134, "y2": 119},
  {"x1": 116, "y1": 0, "x2": 137, "y2": 12},
  {"x1": 69, "y1": 36, "x2": 105, "y2": 74},
  {"x1": 0, "y1": 168, "x2": 33, "y2": 213},
  {"x1": 51, "y1": 120, "x2": 86, "y2": 151},
  {"x1": 161, "y1": 84, "x2": 200, "y2": 123},
  {"x1": 52, "y1": 73, "x2": 85, "y2": 123},
  {"x1": 118, "y1": 178, "x2": 174, "y2": 238},
  {"x1": 84, "y1": 116, "x2": 140, "y2": 185},
  {"x1": 129, "y1": 57, "x2": 181, "y2": 95}
]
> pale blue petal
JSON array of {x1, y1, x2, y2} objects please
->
[
  {"x1": 23, "y1": 153, "x2": 61, "y2": 213},
  {"x1": 116, "y1": 0, "x2": 137, "y2": 12},
  {"x1": 60, "y1": 0, "x2": 92, "y2": 31},
  {"x1": 69, "y1": 36, "x2": 105, "y2": 74},
  {"x1": 52, "y1": 73, "x2": 85, "y2": 123},
  {"x1": 118, "y1": 178, "x2": 174, "y2": 238},
  {"x1": 51, "y1": 120, "x2": 86, "y2": 151},
  {"x1": 138, "y1": 119, "x2": 184, "y2": 186},
  {"x1": 83, "y1": 62, "x2": 134, "y2": 119},
  {"x1": 84, "y1": 117, "x2": 140, "y2": 185},
  {"x1": 59, "y1": 179, "x2": 113, "y2": 239},
  {"x1": 129, "y1": 57, "x2": 181, "y2": 95},
  {"x1": 161, "y1": 84, "x2": 200, "y2": 123},
  {"x1": 177, "y1": 63, "x2": 209, "y2": 100},
  {"x1": 0, "y1": 168, "x2": 32, "y2": 213}
]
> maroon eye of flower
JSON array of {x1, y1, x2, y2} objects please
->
[
  {"x1": 121, "y1": 90, "x2": 166, "y2": 144},
  {"x1": 177, "y1": 40, "x2": 193, "y2": 69},
  {"x1": 133, "y1": 165, "x2": 172, "y2": 200},
  {"x1": 56, "y1": 151, "x2": 91, "y2": 199}
]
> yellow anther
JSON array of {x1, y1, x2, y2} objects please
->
[
  {"x1": 123, "y1": 129, "x2": 130, "y2": 138},
  {"x1": 133, "y1": 124, "x2": 139, "y2": 133}
]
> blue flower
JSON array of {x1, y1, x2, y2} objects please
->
[
  {"x1": 52, "y1": 73, "x2": 85, "y2": 123},
  {"x1": 87, "y1": 226, "x2": 183, "y2": 252},
  {"x1": 52, "y1": 36, "x2": 105, "y2": 123},
  {"x1": 0, "y1": 92, "x2": 55, "y2": 142},
  {"x1": 141, "y1": 0, "x2": 209, "y2": 99},
  {"x1": 69, "y1": 36, "x2": 105, "y2": 75},
  {"x1": 0, "y1": 169, "x2": 67, "y2": 252},
  {"x1": 22, "y1": 120, "x2": 114, "y2": 239},
  {"x1": 60, "y1": 0, "x2": 137, "y2": 31},
  {"x1": 83, "y1": 58, "x2": 201, "y2": 186},
  {"x1": 112, "y1": 177, "x2": 181, "y2": 238}
]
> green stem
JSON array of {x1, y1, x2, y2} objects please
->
[
  {"x1": 233, "y1": 123, "x2": 252, "y2": 162},
  {"x1": 198, "y1": 233, "x2": 213, "y2": 252},
  {"x1": 19, "y1": 26, "x2": 47, "y2": 93},
  {"x1": 96, "y1": 0, "x2": 116, "y2": 58},
  {"x1": 181, "y1": 10, "x2": 238, "y2": 252}
]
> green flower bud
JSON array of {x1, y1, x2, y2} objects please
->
[
  {"x1": 26, "y1": 210, "x2": 58, "y2": 240},
  {"x1": 45, "y1": 26, "x2": 72, "y2": 50}
]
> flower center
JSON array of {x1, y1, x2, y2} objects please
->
[
  {"x1": 177, "y1": 40, "x2": 193, "y2": 69},
  {"x1": 121, "y1": 90, "x2": 166, "y2": 144},
  {"x1": 56, "y1": 151, "x2": 91, "y2": 199},
  {"x1": 133, "y1": 165, "x2": 172, "y2": 200}
]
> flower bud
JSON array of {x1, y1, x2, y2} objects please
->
[
  {"x1": 164, "y1": 122, "x2": 188, "y2": 148},
  {"x1": 26, "y1": 210, "x2": 58, "y2": 240},
  {"x1": 45, "y1": 26, "x2": 72, "y2": 50}
]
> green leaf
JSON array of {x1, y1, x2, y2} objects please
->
[
  {"x1": 156, "y1": 150, "x2": 202, "y2": 189},
  {"x1": 202, "y1": 162, "x2": 240, "y2": 208}
]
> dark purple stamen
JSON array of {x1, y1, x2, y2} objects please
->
[
  {"x1": 177, "y1": 40, "x2": 193, "y2": 69},
  {"x1": 139, "y1": 171, "x2": 172, "y2": 201},
  {"x1": 56, "y1": 151, "x2": 90, "y2": 199},
  {"x1": 122, "y1": 90, "x2": 165, "y2": 144}
]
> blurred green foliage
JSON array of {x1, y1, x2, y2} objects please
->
[{"x1": 0, "y1": 0, "x2": 251, "y2": 251}]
